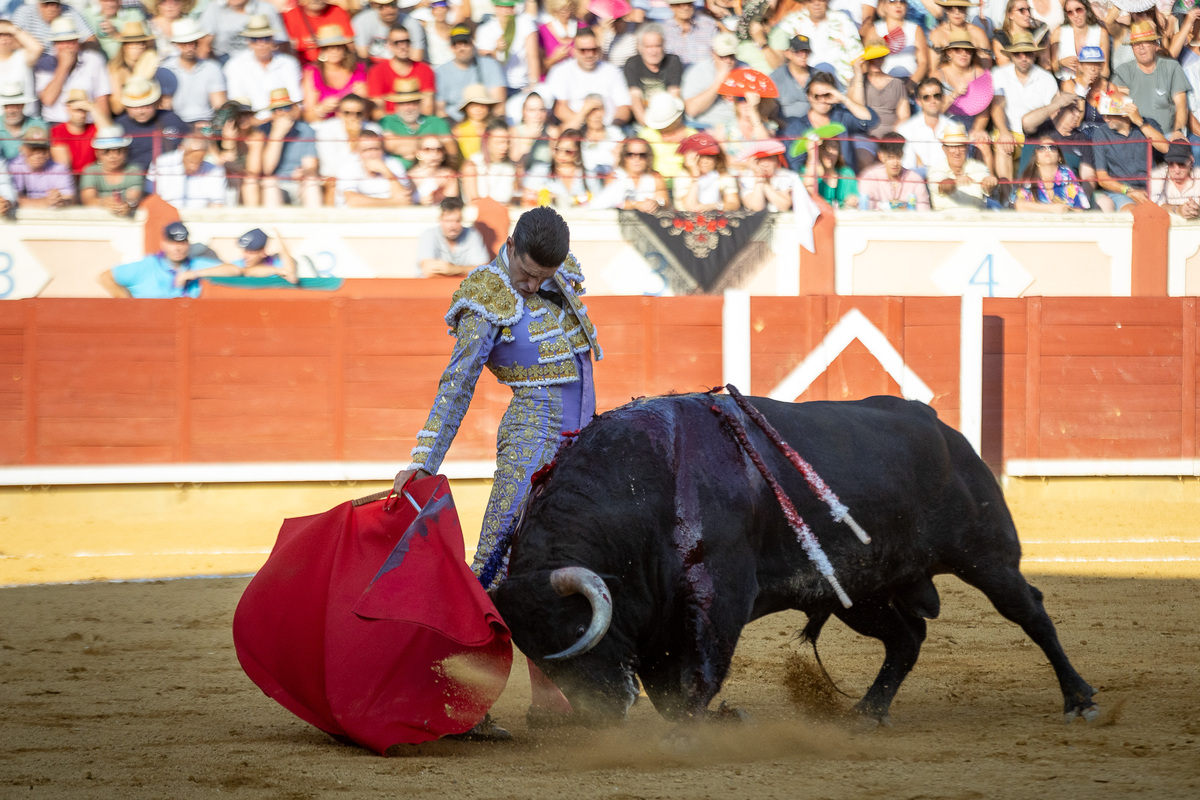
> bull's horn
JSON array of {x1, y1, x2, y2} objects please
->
[{"x1": 544, "y1": 567, "x2": 612, "y2": 661}]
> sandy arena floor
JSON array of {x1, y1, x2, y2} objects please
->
[{"x1": 1, "y1": 478, "x2": 1198, "y2": 798}]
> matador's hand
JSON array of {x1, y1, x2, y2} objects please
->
[{"x1": 393, "y1": 467, "x2": 431, "y2": 495}]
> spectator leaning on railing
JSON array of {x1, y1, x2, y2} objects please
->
[
  {"x1": 1151, "y1": 141, "x2": 1200, "y2": 219},
  {"x1": 415, "y1": 195, "x2": 488, "y2": 277},
  {"x1": 9, "y1": 125, "x2": 73, "y2": 208},
  {"x1": 100, "y1": 222, "x2": 226, "y2": 298}
]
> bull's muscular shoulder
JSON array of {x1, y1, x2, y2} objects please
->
[{"x1": 443, "y1": 262, "x2": 524, "y2": 330}]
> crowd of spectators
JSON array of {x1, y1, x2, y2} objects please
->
[{"x1": 1, "y1": 0, "x2": 1199, "y2": 217}]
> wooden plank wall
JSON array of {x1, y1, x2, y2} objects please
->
[
  {"x1": 981, "y1": 297, "x2": 1200, "y2": 462},
  {"x1": 2, "y1": 296, "x2": 1197, "y2": 467}
]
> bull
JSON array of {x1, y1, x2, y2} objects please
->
[{"x1": 491, "y1": 391, "x2": 1098, "y2": 726}]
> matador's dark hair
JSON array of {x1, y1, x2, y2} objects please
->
[{"x1": 512, "y1": 206, "x2": 570, "y2": 270}]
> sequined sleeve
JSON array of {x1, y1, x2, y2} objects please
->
[{"x1": 408, "y1": 311, "x2": 497, "y2": 473}]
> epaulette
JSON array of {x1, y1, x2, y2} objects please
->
[
  {"x1": 559, "y1": 250, "x2": 586, "y2": 296},
  {"x1": 444, "y1": 261, "x2": 524, "y2": 330}
]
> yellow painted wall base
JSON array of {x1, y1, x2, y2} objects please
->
[{"x1": 1, "y1": 476, "x2": 1197, "y2": 586}]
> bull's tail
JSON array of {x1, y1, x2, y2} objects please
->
[{"x1": 798, "y1": 610, "x2": 857, "y2": 700}]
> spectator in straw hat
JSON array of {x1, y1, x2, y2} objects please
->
[
  {"x1": 163, "y1": 19, "x2": 228, "y2": 123},
  {"x1": 926, "y1": 122, "x2": 997, "y2": 210},
  {"x1": 107, "y1": 20, "x2": 159, "y2": 118},
  {"x1": 147, "y1": 128, "x2": 228, "y2": 208},
  {"x1": 282, "y1": 0, "x2": 354, "y2": 66},
  {"x1": 989, "y1": 27, "x2": 1056, "y2": 188},
  {"x1": 302, "y1": 24, "x2": 368, "y2": 123},
  {"x1": 9, "y1": 126, "x2": 74, "y2": 208},
  {"x1": 365, "y1": 21, "x2": 435, "y2": 116},
  {"x1": 12, "y1": 0, "x2": 94, "y2": 50},
  {"x1": 435, "y1": 25, "x2": 505, "y2": 123},
  {"x1": 379, "y1": 77, "x2": 452, "y2": 167},
  {"x1": 0, "y1": 80, "x2": 47, "y2": 162},
  {"x1": 116, "y1": 77, "x2": 187, "y2": 169},
  {"x1": 453, "y1": 83, "x2": 500, "y2": 161},
  {"x1": 49, "y1": 88, "x2": 97, "y2": 173},
  {"x1": 83, "y1": 0, "x2": 148, "y2": 61},
  {"x1": 224, "y1": 15, "x2": 302, "y2": 121},
  {"x1": 198, "y1": 0, "x2": 288, "y2": 63},
  {"x1": 80, "y1": 125, "x2": 144, "y2": 217},
  {"x1": 637, "y1": 90, "x2": 694, "y2": 179},
  {"x1": 144, "y1": 0, "x2": 197, "y2": 64},
  {"x1": 37, "y1": 16, "x2": 112, "y2": 127},
  {"x1": 258, "y1": 86, "x2": 322, "y2": 207},
  {"x1": 1113, "y1": 20, "x2": 1189, "y2": 140}
]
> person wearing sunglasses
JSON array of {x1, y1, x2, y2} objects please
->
[
  {"x1": 928, "y1": 0, "x2": 992, "y2": 69},
  {"x1": 314, "y1": 93, "x2": 382, "y2": 179},
  {"x1": 781, "y1": 68, "x2": 877, "y2": 173},
  {"x1": 521, "y1": 128, "x2": 601, "y2": 207},
  {"x1": 366, "y1": 25, "x2": 435, "y2": 117},
  {"x1": 1013, "y1": 137, "x2": 1090, "y2": 212},
  {"x1": 991, "y1": 0, "x2": 1050, "y2": 70},
  {"x1": 926, "y1": 123, "x2": 998, "y2": 210},
  {"x1": 352, "y1": 0, "x2": 427, "y2": 64},
  {"x1": 593, "y1": 136, "x2": 669, "y2": 210},
  {"x1": 896, "y1": 76, "x2": 953, "y2": 171},
  {"x1": 544, "y1": 28, "x2": 632, "y2": 130}
]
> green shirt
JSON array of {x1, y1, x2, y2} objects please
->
[
  {"x1": 0, "y1": 118, "x2": 49, "y2": 162},
  {"x1": 380, "y1": 114, "x2": 451, "y2": 168},
  {"x1": 80, "y1": 163, "x2": 144, "y2": 199},
  {"x1": 816, "y1": 166, "x2": 858, "y2": 208}
]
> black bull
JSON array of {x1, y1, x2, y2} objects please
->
[{"x1": 492, "y1": 392, "x2": 1098, "y2": 725}]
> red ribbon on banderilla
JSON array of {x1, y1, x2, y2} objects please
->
[{"x1": 710, "y1": 385, "x2": 871, "y2": 609}]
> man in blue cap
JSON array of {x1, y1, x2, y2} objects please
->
[
  {"x1": 233, "y1": 226, "x2": 298, "y2": 283},
  {"x1": 98, "y1": 221, "x2": 226, "y2": 298}
]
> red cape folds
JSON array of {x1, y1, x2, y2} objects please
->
[{"x1": 233, "y1": 476, "x2": 513, "y2": 753}]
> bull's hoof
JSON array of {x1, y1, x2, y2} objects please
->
[
  {"x1": 1064, "y1": 704, "x2": 1101, "y2": 724},
  {"x1": 852, "y1": 699, "x2": 892, "y2": 729},
  {"x1": 708, "y1": 701, "x2": 754, "y2": 724}
]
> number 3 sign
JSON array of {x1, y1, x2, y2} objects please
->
[{"x1": 0, "y1": 238, "x2": 50, "y2": 300}]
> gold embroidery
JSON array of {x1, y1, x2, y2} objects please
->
[
  {"x1": 446, "y1": 266, "x2": 520, "y2": 328},
  {"x1": 538, "y1": 336, "x2": 573, "y2": 362},
  {"x1": 489, "y1": 360, "x2": 579, "y2": 385}
]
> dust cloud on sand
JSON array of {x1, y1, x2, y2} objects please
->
[{"x1": 2, "y1": 572, "x2": 1199, "y2": 799}]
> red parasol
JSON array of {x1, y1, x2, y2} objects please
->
[
  {"x1": 233, "y1": 475, "x2": 513, "y2": 754},
  {"x1": 677, "y1": 131, "x2": 722, "y2": 156},
  {"x1": 717, "y1": 68, "x2": 779, "y2": 99}
]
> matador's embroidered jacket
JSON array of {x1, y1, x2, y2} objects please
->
[{"x1": 407, "y1": 245, "x2": 602, "y2": 586}]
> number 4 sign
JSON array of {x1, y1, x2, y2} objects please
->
[{"x1": 931, "y1": 240, "x2": 1034, "y2": 298}]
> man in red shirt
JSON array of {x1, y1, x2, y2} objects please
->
[
  {"x1": 366, "y1": 23, "x2": 435, "y2": 116},
  {"x1": 282, "y1": 0, "x2": 354, "y2": 66}
]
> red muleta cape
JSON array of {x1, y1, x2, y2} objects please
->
[{"x1": 233, "y1": 475, "x2": 513, "y2": 753}]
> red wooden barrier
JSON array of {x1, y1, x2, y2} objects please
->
[{"x1": 2, "y1": 296, "x2": 1198, "y2": 469}]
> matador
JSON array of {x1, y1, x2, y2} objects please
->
[{"x1": 393, "y1": 206, "x2": 602, "y2": 589}]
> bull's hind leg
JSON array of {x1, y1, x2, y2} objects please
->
[
  {"x1": 954, "y1": 563, "x2": 1097, "y2": 721},
  {"x1": 834, "y1": 595, "x2": 928, "y2": 725}
]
